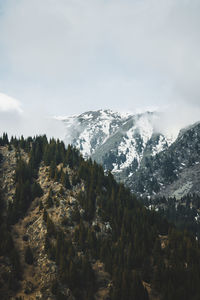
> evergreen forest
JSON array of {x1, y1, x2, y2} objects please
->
[{"x1": 0, "y1": 133, "x2": 200, "y2": 299}]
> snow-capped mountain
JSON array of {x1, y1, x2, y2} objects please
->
[
  {"x1": 58, "y1": 109, "x2": 175, "y2": 171},
  {"x1": 58, "y1": 109, "x2": 130, "y2": 158},
  {"x1": 57, "y1": 109, "x2": 200, "y2": 198},
  {"x1": 128, "y1": 121, "x2": 200, "y2": 198}
]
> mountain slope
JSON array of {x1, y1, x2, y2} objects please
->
[
  {"x1": 58, "y1": 110, "x2": 129, "y2": 158},
  {"x1": 1, "y1": 135, "x2": 200, "y2": 299},
  {"x1": 128, "y1": 121, "x2": 200, "y2": 197},
  {"x1": 59, "y1": 109, "x2": 175, "y2": 177},
  {"x1": 59, "y1": 110, "x2": 200, "y2": 199}
]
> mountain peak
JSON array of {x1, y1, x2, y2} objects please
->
[{"x1": 57, "y1": 110, "x2": 177, "y2": 177}]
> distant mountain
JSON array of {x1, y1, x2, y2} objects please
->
[
  {"x1": 57, "y1": 110, "x2": 176, "y2": 185},
  {"x1": 58, "y1": 109, "x2": 200, "y2": 199},
  {"x1": 129, "y1": 121, "x2": 200, "y2": 198},
  {"x1": 59, "y1": 110, "x2": 173, "y2": 168},
  {"x1": 58, "y1": 109, "x2": 132, "y2": 158}
]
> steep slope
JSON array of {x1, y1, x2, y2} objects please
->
[
  {"x1": 128, "y1": 122, "x2": 200, "y2": 197},
  {"x1": 59, "y1": 109, "x2": 175, "y2": 178},
  {"x1": 58, "y1": 109, "x2": 129, "y2": 158},
  {"x1": 59, "y1": 110, "x2": 200, "y2": 199},
  {"x1": 1, "y1": 136, "x2": 200, "y2": 300},
  {"x1": 0, "y1": 142, "x2": 112, "y2": 300}
]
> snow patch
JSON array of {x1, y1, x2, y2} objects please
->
[{"x1": 57, "y1": 110, "x2": 180, "y2": 176}]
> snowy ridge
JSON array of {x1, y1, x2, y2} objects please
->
[
  {"x1": 56, "y1": 110, "x2": 200, "y2": 198},
  {"x1": 61, "y1": 109, "x2": 131, "y2": 158},
  {"x1": 115, "y1": 114, "x2": 154, "y2": 171},
  {"x1": 58, "y1": 109, "x2": 178, "y2": 178}
]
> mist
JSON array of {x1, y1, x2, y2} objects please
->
[
  {"x1": 0, "y1": 0, "x2": 200, "y2": 116},
  {"x1": 0, "y1": 92, "x2": 66, "y2": 139},
  {"x1": 152, "y1": 102, "x2": 200, "y2": 139},
  {"x1": 0, "y1": 109, "x2": 66, "y2": 140},
  {"x1": 19, "y1": 113, "x2": 66, "y2": 140}
]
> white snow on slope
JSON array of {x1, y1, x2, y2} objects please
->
[
  {"x1": 152, "y1": 136, "x2": 167, "y2": 156},
  {"x1": 60, "y1": 109, "x2": 129, "y2": 158},
  {"x1": 116, "y1": 114, "x2": 154, "y2": 171},
  {"x1": 57, "y1": 109, "x2": 178, "y2": 171}
]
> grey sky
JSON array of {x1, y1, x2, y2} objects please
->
[{"x1": 0, "y1": 0, "x2": 200, "y2": 136}]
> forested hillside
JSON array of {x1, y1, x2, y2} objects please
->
[{"x1": 1, "y1": 133, "x2": 200, "y2": 299}]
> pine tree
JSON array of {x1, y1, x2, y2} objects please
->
[
  {"x1": 61, "y1": 170, "x2": 71, "y2": 189},
  {"x1": 43, "y1": 209, "x2": 48, "y2": 222},
  {"x1": 39, "y1": 200, "x2": 44, "y2": 211},
  {"x1": 25, "y1": 246, "x2": 34, "y2": 265},
  {"x1": 49, "y1": 161, "x2": 56, "y2": 179}
]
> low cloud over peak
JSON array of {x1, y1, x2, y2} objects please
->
[
  {"x1": 0, "y1": 0, "x2": 200, "y2": 117},
  {"x1": 0, "y1": 0, "x2": 199, "y2": 132}
]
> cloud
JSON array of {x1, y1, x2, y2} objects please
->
[
  {"x1": 0, "y1": 92, "x2": 23, "y2": 137},
  {"x1": 0, "y1": 92, "x2": 23, "y2": 113},
  {"x1": 21, "y1": 113, "x2": 66, "y2": 140},
  {"x1": 152, "y1": 103, "x2": 200, "y2": 140},
  {"x1": 0, "y1": 92, "x2": 65, "y2": 139},
  {"x1": 0, "y1": 0, "x2": 199, "y2": 124}
]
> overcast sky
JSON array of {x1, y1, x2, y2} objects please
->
[{"x1": 0, "y1": 0, "x2": 200, "y2": 137}]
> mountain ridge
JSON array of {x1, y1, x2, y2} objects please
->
[
  {"x1": 58, "y1": 109, "x2": 200, "y2": 199},
  {"x1": 59, "y1": 109, "x2": 176, "y2": 168}
]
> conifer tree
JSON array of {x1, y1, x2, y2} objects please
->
[
  {"x1": 25, "y1": 246, "x2": 34, "y2": 265},
  {"x1": 61, "y1": 170, "x2": 71, "y2": 189}
]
